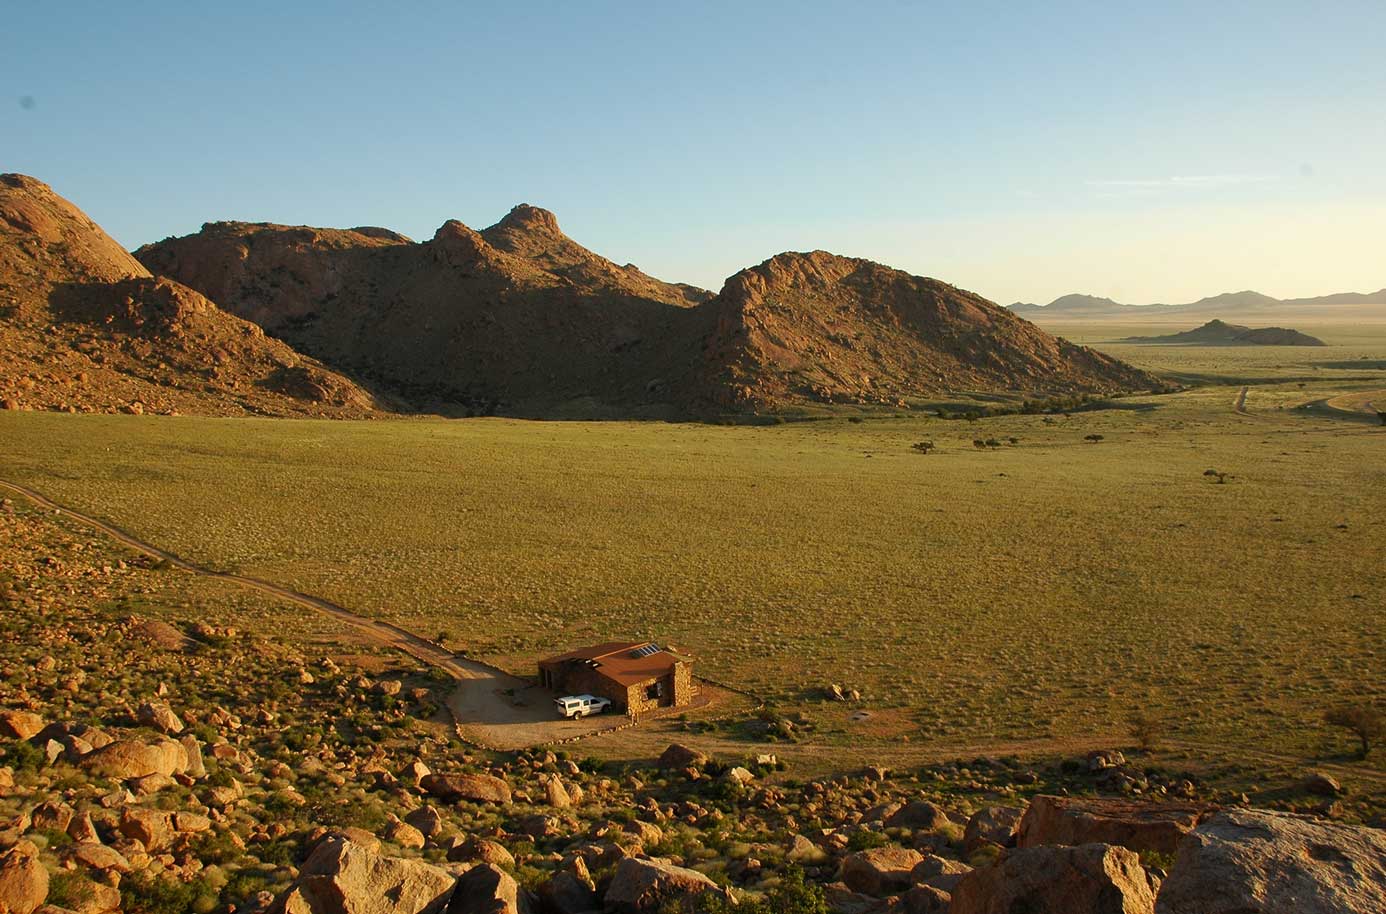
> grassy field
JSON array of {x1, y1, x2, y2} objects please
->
[{"x1": 1, "y1": 328, "x2": 1383, "y2": 770}]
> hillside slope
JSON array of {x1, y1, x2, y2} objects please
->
[
  {"x1": 687, "y1": 251, "x2": 1161, "y2": 411},
  {"x1": 0, "y1": 175, "x2": 382, "y2": 417},
  {"x1": 136, "y1": 208, "x2": 712, "y2": 416},
  {"x1": 140, "y1": 216, "x2": 1160, "y2": 416}
]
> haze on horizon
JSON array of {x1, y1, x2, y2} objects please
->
[{"x1": 4, "y1": 1, "x2": 1383, "y2": 306}]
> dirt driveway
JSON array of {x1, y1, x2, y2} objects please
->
[{"x1": 446, "y1": 667, "x2": 629, "y2": 749}]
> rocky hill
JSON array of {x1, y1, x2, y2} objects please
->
[
  {"x1": 138, "y1": 217, "x2": 1160, "y2": 417},
  {"x1": 687, "y1": 252, "x2": 1160, "y2": 411},
  {"x1": 135, "y1": 209, "x2": 716, "y2": 416},
  {"x1": 1122, "y1": 319, "x2": 1326, "y2": 347},
  {"x1": 0, "y1": 175, "x2": 382, "y2": 417},
  {"x1": 1011, "y1": 287, "x2": 1386, "y2": 319}
]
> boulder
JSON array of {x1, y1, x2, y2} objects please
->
[
  {"x1": 656, "y1": 745, "x2": 707, "y2": 770},
  {"x1": 446, "y1": 863, "x2": 521, "y2": 914},
  {"x1": 118, "y1": 808, "x2": 174, "y2": 852},
  {"x1": 268, "y1": 836, "x2": 455, "y2": 914},
  {"x1": 787, "y1": 834, "x2": 829, "y2": 865},
  {"x1": 135, "y1": 701, "x2": 184, "y2": 735},
  {"x1": 0, "y1": 712, "x2": 44, "y2": 742},
  {"x1": 67, "y1": 842, "x2": 131, "y2": 874},
  {"x1": 1018, "y1": 795, "x2": 1210, "y2": 856},
  {"x1": 605, "y1": 857, "x2": 720, "y2": 914},
  {"x1": 1154, "y1": 808, "x2": 1386, "y2": 914},
  {"x1": 178, "y1": 734, "x2": 206, "y2": 778},
  {"x1": 884, "y1": 801, "x2": 951, "y2": 833},
  {"x1": 951, "y1": 843, "x2": 1158, "y2": 914},
  {"x1": 0, "y1": 841, "x2": 48, "y2": 914},
  {"x1": 910, "y1": 855, "x2": 970, "y2": 893},
  {"x1": 420, "y1": 773, "x2": 511, "y2": 805},
  {"x1": 888, "y1": 885, "x2": 951, "y2": 913},
  {"x1": 80, "y1": 739, "x2": 187, "y2": 779},
  {"x1": 840, "y1": 846, "x2": 925, "y2": 896},
  {"x1": 404, "y1": 805, "x2": 443, "y2": 838},
  {"x1": 447, "y1": 839, "x2": 514, "y2": 870},
  {"x1": 383, "y1": 818, "x2": 425, "y2": 850},
  {"x1": 545, "y1": 777, "x2": 572, "y2": 809},
  {"x1": 538, "y1": 870, "x2": 597, "y2": 914},
  {"x1": 1300, "y1": 772, "x2": 1343, "y2": 797},
  {"x1": 963, "y1": 806, "x2": 1023, "y2": 853}
]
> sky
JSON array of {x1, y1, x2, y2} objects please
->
[{"x1": 4, "y1": 1, "x2": 1384, "y2": 305}]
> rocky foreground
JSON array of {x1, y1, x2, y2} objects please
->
[{"x1": 2, "y1": 497, "x2": 1384, "y2": 914}]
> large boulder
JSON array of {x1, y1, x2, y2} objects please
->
[
  {"x1": 268, "y1": 836, "x2": 456, "y2": 914},
  {"x1": 656, "y1": 745, "x2": 707, "y2": 770},
  {"x1": 951, "y1": 843, "x2": 1158, "y2": 914},
  {"x1": 963, "y1": 806, "x2": 1024, "y2": 853},
  {"x1": 446, "y1": 863, "x2": 521, "y2": 914},
  {"x1": 884, "y1": 801, "x2": 951, "y2": 832},
  {"x1": 420, "y1": 773, "x2": 511, "y2": 805},
  {"x1": 0, "y1": 712, "x2": 44, "y2": 742},
  {"x1": 0, "y1": 841, "x2": 48, "y2": 914},
  {"x1": 1155, "y1": 808, "x2": 1386, "y2": 914},
  {"x1": 1018, "y1": 796, "x2": 1210, "y2": 856},
  {"x1": 840, "y1": 846, "x2": 925, "y2": 896},
  {"x1": 605, "y1": 857, "x2": 721, "y2": 914},
  {"x1": 80, "y1": 738, "x2": 188, "y2": 779}
]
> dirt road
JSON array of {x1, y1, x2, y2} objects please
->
[{"x1": 0, "y1": 476, "x2": 573, "y2": 750}]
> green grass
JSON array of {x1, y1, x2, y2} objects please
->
[{"x1": 1, "y1": 337, "x2": 1383, "y2": 766}]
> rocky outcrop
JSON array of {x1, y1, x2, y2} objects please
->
[
  {"x1": 884, "y1": 801, "x2": 951, "y2": 832},
  {"x1": 80, "y1": 738, "x2": 189, "y2": 779},
  {"x1": 604, "y1": 857, "x2": 722, "y2": 914},
  {"x1": 420, "y1": 773, "x2": 512, "y2": 805},
  {"x1": 689, "y1": 251, "x2": 1162, "y2": 412},
  {"x1": 1154, "y1": 809, "x2": 1386, "y2": 914},
  {"x1": 951, "y1": 843, "x2": 1159, "y2": 914},
  {"x1": 268, "y1": 836, "x2": 456, "y2": 914},
  {"x1": 0, "y1": 712, "x2": 45, "y2": 741},
  {"x1": 1018, "y1": 795, "x2": 1211, "y2": 856},
  {"x1": 137, "y1": 212, "x2": 1159, "y2": 418},
  {"x1": 0, "y1": 174, "x2": 381, "y2": 417}
]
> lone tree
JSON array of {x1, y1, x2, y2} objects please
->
[
  {"x1": 1325, "y1": 703, "x2": 1384, "y2": 758},
  {"x1": 1377, "y1": 410, "x2": 1385, "y2": 427},
  {"x1": 1084, "y1": 434, "x2": 1104, "y2": 443},
  {"x1": 1203, "y1": 468, "x2": 1230, "y2": 484}
]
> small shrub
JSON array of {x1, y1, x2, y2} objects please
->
[{"x1": 1325, "y1": 703, "x2": 1384, "y2": 758}]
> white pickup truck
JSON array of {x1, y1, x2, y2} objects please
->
[{"x1": 554, "y1": 694, "x2": 611, "y2": 719}]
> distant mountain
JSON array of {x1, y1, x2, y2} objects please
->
[
  {"x1": 136, "y1": 211, "x2": 1161, "y2": 416},
  {"x1": 0, "y1": 174, "x2": 382, "y2": 417},
  {"x1": 1009, "y1": 287, "x2": 1386, "y2": 318},
  {"x1": 1121, "y1": 319, "x2": 1325, "y2": 347}
]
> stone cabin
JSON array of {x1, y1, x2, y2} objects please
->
[{"x1": 537, "y1": 641, "x2": 696, "y2": 716}]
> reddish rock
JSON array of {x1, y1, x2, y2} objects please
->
[
  {"x1": 605, "y1": 857, "x2": 721, "y2": 914},
  {"x1": 951, "y1": 843, "x2": 1158, "y2": 914},
  {"x1": 1018, "y1": 795, "x2": 1211, "y2": 856},
  {"x1": 0, "y1": 712, "x2": 44, "y2": 742},
  {"x1": 0, "y1": 841, "x2": 48, "y2": 914},
  {"x1": 964, "y1": 806, "x2": 1024, "y2": 853},
  {"x1": 840, "y1": 846, "x2": 925, "y2": 896},
  {"x1": 420, "y1": 773, "x2": 511, "y2": 805},
  {"x1": 268, "y1": 836, "x2": 454, "y2": 914},
  {"x1": 1155, "y1": 809, "x2": 1386, "y2": 914},
  {"x1": 446, "y1": 863, "x2": 522, "y2": 914},
  {"x1": 80, "y1": 738, "x2": 188, "y2": 780}
]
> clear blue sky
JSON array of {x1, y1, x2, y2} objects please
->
[{"x1": 5, "y1": 1, "x2": 1384, "y2": 304}]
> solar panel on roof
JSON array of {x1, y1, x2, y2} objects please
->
[{"x1": 630, "y1": 643, "x2": 661, "y2": 658}]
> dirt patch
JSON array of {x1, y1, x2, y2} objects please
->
[{"x1": 448, "y1": 672, "x2": 725, "y2": 751}]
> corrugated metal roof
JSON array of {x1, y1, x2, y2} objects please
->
[{"x1": 539, "y1": 640, "x2": 690, "y2": 687}]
